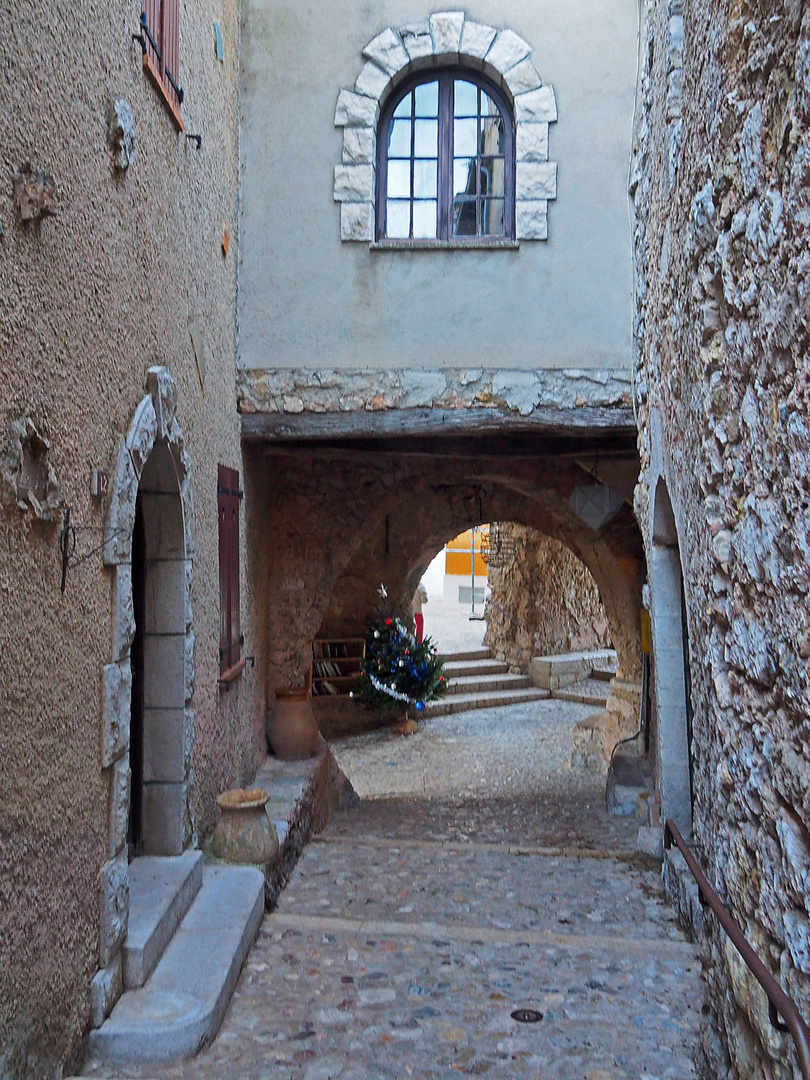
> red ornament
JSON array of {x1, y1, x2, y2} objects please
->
[{"x1": 385, "y1": 618, "x2": 392, "y2": 625}]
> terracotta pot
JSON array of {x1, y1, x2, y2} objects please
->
[
  {"x1": 210, "y1": 788, "x2": 279, "y2": 864},
  {"x1": 267, "y1": 687, "x2": 320, "y2": 760}
]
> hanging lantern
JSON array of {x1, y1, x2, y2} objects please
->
[
  {"x1": 481, "y1": 522, "x2": 519, "y2": 568},
  {"x1": 569, "y1": 483, "x2": 625, "y2": 531}
]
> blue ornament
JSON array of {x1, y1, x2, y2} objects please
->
[{"x1": 415, "y1": 701, "x2": 425, "y2": 711}]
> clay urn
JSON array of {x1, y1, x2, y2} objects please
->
[
  {"x1": 267, "y1": 687, "x2": 320, "y2": 760},
  {"x1": 210, "y1": 788, "x2": 279, "y2": 864}
]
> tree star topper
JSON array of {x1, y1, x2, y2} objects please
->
[{"x1": 378, "y1": 583, "x2": 388, "y2": 600}]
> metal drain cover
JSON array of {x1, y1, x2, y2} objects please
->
[{"x1": 511, "y1": 1008, "x2": 544, "y2": 1023}]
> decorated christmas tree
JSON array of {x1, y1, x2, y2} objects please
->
[{"x1": 353, "y1": 590, "x2": 447, "y2": 713}]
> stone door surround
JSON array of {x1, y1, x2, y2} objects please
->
[
  {"x1": 334, "y1": 11, "x2": 558, "y2": 242},
  {"x1": 90, "y1": 366, "x2": 196, "y2": 1028}
]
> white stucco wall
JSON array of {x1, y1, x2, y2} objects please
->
[{"x1": 239, "y1": 1, "x2": 639, "y2": 372}]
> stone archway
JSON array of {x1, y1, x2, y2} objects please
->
[
  {"x1": 649, "y1": 476, "x2": 693, "y2": 835},
  {"x1": 90, "y1": 367, "x2": 196, "y2": 1028}
]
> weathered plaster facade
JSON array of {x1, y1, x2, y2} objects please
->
[
  {"x1": 0, "y1": 2, "x2": 266, "y2": 1073},
  {"x1": 239, "y1": 0, "x2": 638, "y2": 373},
  {"x1": 633, "y1": 0, "x2": 810, "y2": 1076}
]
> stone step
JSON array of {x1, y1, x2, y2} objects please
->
[
  {"x1": 438, "y1": 648, "x2": 492, "y2": 663},
  {"x1": 123, "y1": 851, "x2": 204, "y2": 990},
  {"x1": 442, "y1": 658, "x2": 509, "y2": 678},
  {"x1": 425, "y1": 686, "x2": 550, "y2": 717},
  {"x1": 88, "y1": 865, "x2": 265, "y2": 1065},
  {"x1": 555, "y1": 683, "x2": 610, "y2": 707},
  {"x1": 445, "y1": 672, "x2": 531, "y2": 695}
]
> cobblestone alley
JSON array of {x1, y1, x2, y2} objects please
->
[{"x1": 82, "y1": 698, "x2": 703, "y2": 1080}]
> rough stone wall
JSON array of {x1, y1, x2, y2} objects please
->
[
  {"x1": 237, "y1": 368, "x2": 633, "y2": 417},
  {"x1": 483, "y1": 523, "x2": 611, "y2": 671},
  {"x1": 0, "y1": 2, "x2": 265, "y2": 1074},
  {"x1": 633, "y1": 0, "x2": 810, "y2": 1076}
]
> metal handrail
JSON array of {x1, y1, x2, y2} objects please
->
[{"x1": 664, "y1": 819, "x2": 810, "y2": 1079}]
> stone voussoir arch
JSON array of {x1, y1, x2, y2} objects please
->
[
  {"x1": 90, "y1": 365, "x2": 196, "y2": 1028},
  {"x1": 333, "y1": 11, "x2": 558, "y2": 242}
]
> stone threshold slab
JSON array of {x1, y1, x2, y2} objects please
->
[
  {"x1": 88, "y1": 866, "x2": 264, "y2": 1064},
  {"x1": 123, "y1": 851, "x2": 203, "y2": 989},
  {"x1": 267, "y1": 912, "x2": 698, "y2": 957}
]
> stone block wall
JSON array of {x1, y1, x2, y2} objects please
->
[
  {"x1": 483, "y1": 524, "x2": 612, "y2": 671},
  {"x1": 633, "y1": 0, "x2": 810, "y2": 1076}
]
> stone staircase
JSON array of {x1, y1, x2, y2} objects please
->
[
  {"x1": 87, "y1": 854, "x2": 264, "y2": 1064},
  {"x1": 425, "y1": 648, "x2": 550, "y2": 716},
  {"x1": 83, "y1": 747, "x2": 355, "y2": 1069}
]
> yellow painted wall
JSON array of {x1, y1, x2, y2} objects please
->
[{"x1": 445, "y1": 528, "x2": 489, "y2": 577}]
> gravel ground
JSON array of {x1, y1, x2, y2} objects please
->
[
  {"x1": 327, "y1": 698, "x2": 636, "y2": 853},
  {"x1": 82, "y1": 699, "x2": 704, "y2": 1080}
]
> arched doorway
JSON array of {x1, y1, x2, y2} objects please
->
[
  {"x1": 93, "y1": 367, "x2": 196, "y2": 1026},
  {"x1": 649, "y1": 478, "x2": 693, "y2": 835},
  {"x1": 128, "y1": 440, "x2": 188, "y2": 856}
]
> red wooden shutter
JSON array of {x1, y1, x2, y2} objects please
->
[
  {"x1": 217, "y1": 465, "x2": 231, "y2": 674},
  {"x1": 141, "y1": 0, "x2": 182, "y2": 115},
  {"x1": 161, "y1": 0, "x2": 181, "y2": 112},
  {"x1": 217, "y1": 465, "x2": 241, "y2": 676},
  {"x1": 142, "y1": 0, "x2": 162, "y2": 73},
  {"x1": 228, "y1": 472, "x2": 241, "y2": 670}
]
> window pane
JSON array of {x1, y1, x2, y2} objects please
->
[
  {"x1": 388, "y1": 119, "x2": 411, "y2": 157},
  {"x1": 387, "y1": 200, "x2": 411, "y2": 238},
  {"x1": 393, "y1": 92, "x2": 412, "y2": 119},
  {"x1": 453, "y1": 197, "x2": 477, "y2": 236},
  {"x1": 413, "y1": 159, "x2": 437, "y2": 198},
  {"x1": 482, "y1": 198, "x2": 505, "y2": 236},
  {"x1": 414, "y1": 81, "x2": 438, "y2": 117},
  {"x1": 414, "y1": 119, "x2": 438, "y2": 157},
  {"x1": 454, "y1": 79, "x2": 478, "y2": 117},
  {"x1": 453, "y1": 158, "x2": 477, "y2": 198},
  {"x1": 481, "y1": 114, "x2": 505, "y2": 155},
  {"x1": 454, "y1": 117, "x2": 478, "y2": 157},
  {"x1": 412, "y1": 200, "x2": 437, "y2": 238},
  {"x1": 480, "y1": 157, "x2": 505, "y2": 197},
  {"x1": 387, "y1": 160, "x2": 411, "y2": 198}
]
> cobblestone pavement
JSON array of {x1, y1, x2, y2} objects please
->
[{"x1": 83, "y1": 700, "x2": 704, "y2": 1079}]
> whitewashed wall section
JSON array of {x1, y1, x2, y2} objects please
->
[{"x1": 333, "y1": 12, "x2": 558, "y2": 242}]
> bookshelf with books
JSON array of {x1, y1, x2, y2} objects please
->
[{"x1": 311, "y1": 638, "x2": 366, "y2": 697}]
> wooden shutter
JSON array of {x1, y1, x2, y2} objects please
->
[
  {"x1": 161, "y1": 0, "x2": 181, "y2": 112},
  {"x1": 217, "y1": 465, "x2": 241, "y2": 676},
  {"x1": 228, "y1": 471, "x2": 241, "y2": 670},
  {"x1": 142, "y1": 0, "x2": 162, "y2": 73},
  {"x1": 141, "y1": 0, "x2": 182, "y2": 119}
]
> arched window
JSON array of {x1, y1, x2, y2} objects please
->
[{"x1": 376, "y1": 71, "x2": 515, "y2": 242}]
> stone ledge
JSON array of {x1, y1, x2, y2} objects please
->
[
  {"x1": 253, "y1": 748, "x2": 357, "y2": 907},
  {"x1": 237, "y1": 368, "x2": 634, "y2": 419},
  {"x1": 369, "y1": 239, "x2": 519, "y2": 251},
  {"x1": 529, "y1": 648, "x2": 617, "y2": 689}
]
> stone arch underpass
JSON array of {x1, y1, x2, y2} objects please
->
[{"x1": 243, "y1": 428, "x2": 645, "y2": 768}]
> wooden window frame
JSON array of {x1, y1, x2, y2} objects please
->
[
  {"x1": 376, "y1": 70, "x2": 515, "y2": 244},
  {"x1": 217, "y1": 465, "x2": 242, "y2": 683},
  {"x1": 140, "y1": 0, "x2": 184, "y2": 130}
]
